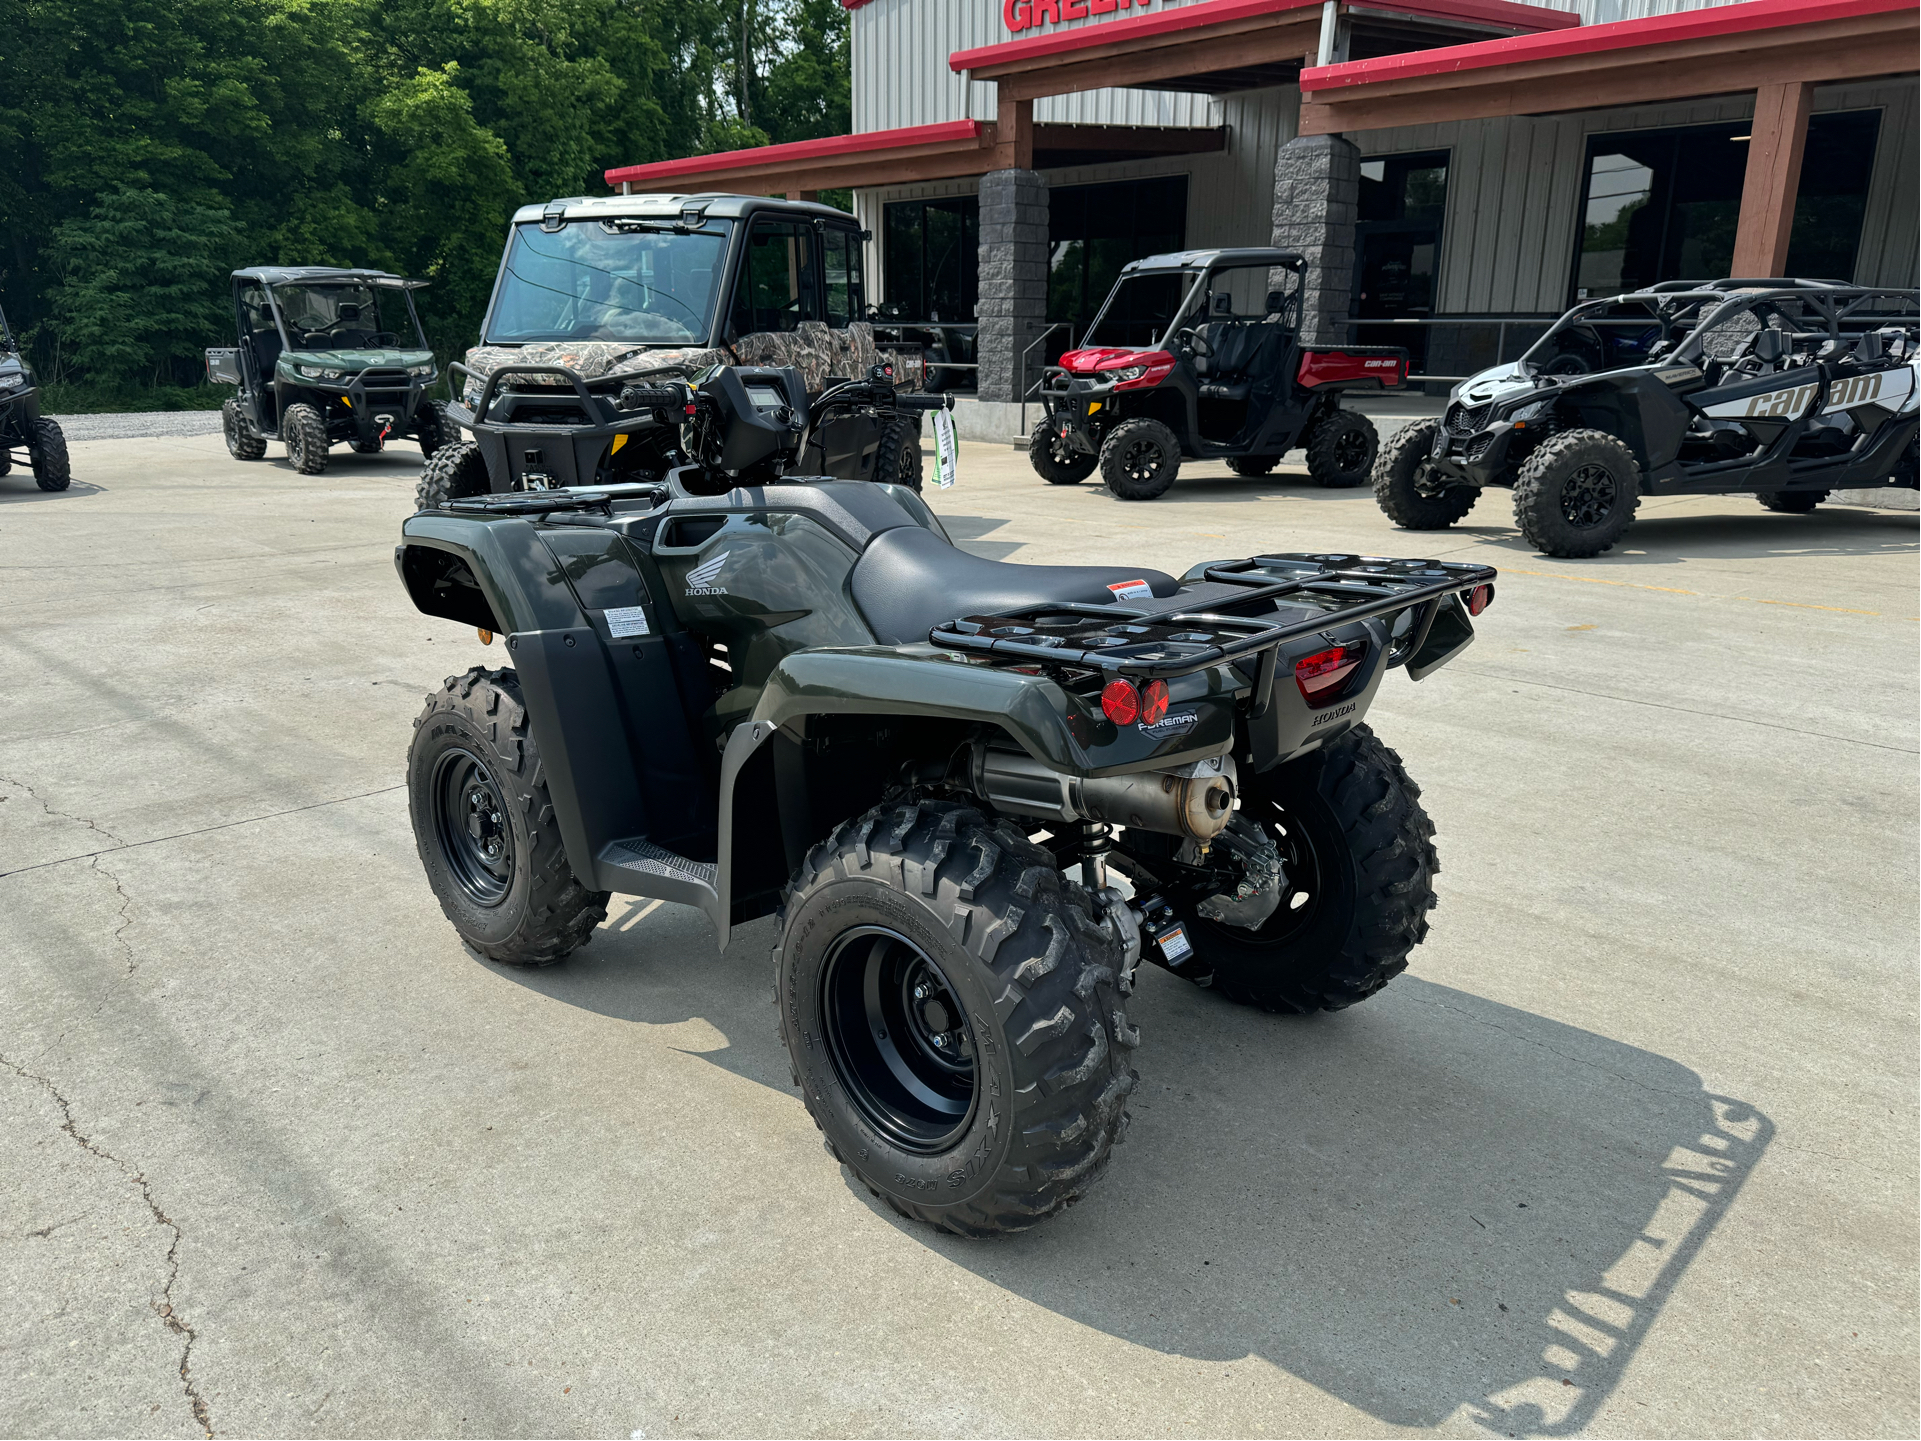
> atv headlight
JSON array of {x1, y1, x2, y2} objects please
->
[
  {"x1": 296, "y1": 364, "x2": 345, "y2": 380},
  {"x1": 1106, "y1": 364, "x2": 1148, "y2": 383},
  {"x1": 1507, "y1": 398, "x2": 1551, "y2": 423},
  {"x1": 0, "y1": 375, "x2": 20, "y2": 392},
  {"x1": 409, "y1": 364, "x2": 434, "y2": 377}
]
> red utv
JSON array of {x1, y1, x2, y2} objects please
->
[{"x1": 1030, "y1": 248, "x2": 1407, "y2": 500}]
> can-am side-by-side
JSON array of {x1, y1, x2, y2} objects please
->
[{"x1": 397, "y1": 364, "x2": 1497, "y2": 1235}]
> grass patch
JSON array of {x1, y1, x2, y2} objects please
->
[{"x1": 42, "y1": 382, "x2": 230, "y2": 414}]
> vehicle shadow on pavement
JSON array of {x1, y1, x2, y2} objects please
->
[
  {"x1": 940, "y1": 514, "x2": 1027, "y2": 561},
  {"x1": 1437, "y1": 509, "x2": 1918, "y2": 566},
  {"x1": 496, "y1": 911, "x2": 1770, "y2": 1439},
  {"x1": 0, "y1": 478, "x2": 108, "y2": 504}
]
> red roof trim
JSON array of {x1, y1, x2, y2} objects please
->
[
  {"x1": 605, "y1": 120, "x2": 986, "y2": 186},
  {"x1": 1302, "y1": 0, "x2": 1913, "y2": 90},
  {"x1": 950, "y1": 0, "x2": 1574, "y2": 73}
]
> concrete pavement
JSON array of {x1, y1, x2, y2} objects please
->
[{"x1": 1, "y1": 428, "x2": 1915, "y2": 1437}]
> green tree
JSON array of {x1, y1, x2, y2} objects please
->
[{"x1": 49, "y1": 187, "x2": 243, "y2": 384}]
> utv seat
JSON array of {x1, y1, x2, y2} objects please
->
[
  {"x1": 1196, "y1": 321, "x2": 1281, "y2": 402},
  {"x1": 850, "y1": 523, "x2": 1180, "y2": 644}
]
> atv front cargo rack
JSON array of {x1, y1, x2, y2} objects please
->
[{"x1": 928, "y1": 553, "x2": 1497, "y2": 680}]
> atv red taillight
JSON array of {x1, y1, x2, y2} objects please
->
[
  {"x1": 1101, "y1": 679, "x2": 1141, "y2": 725},
  {"x1": 1295, "y1": 645, "x2": 1363, "y2": 705},
  {"x1": 1141, "y1": 680, "x2": 1169, "y2": 725},
  {"x1": 1467, "y1": 583, "x2": 1493, "y2": 615}
]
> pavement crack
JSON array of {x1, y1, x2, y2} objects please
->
[
  {"x1": 0, "y1": 1053, "x2": 213, "y2": 1437},
  {"x1": 92, "y1": 855, "x2": 140, "y2": 976},
  {"x1": 0, "y1": 772, "x2": 127, "y2": 848}
]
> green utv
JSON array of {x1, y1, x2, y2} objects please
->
[
  {"x1": 397, "y1": 368, "x2": 1498, "y2": 1234},
  {"x1": 0, "y1": 303, "x2": 70, "y2": 491},
  {"x1": 205, "y1": 267, "x2": 454, "y2": 474},
  {"x1": 416, "y1": 193, "x2": 928, "y2": 509}
]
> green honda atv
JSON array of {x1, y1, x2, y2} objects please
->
[
  {"x1": 204, "y1": 267, "x2": 454, "y2": 474},
  {"x1": 0, "y1": 302, "x2": 70, "y2": 491},
  {"x1": 396, "y1": 363, "x2": 1500, "y2": 1235}
]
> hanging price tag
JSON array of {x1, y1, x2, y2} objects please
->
[{"x1": 931, "y1": 407, "x2": 958, "y2": 489}]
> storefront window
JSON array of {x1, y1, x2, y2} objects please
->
[
  {"x1": 1354, "y1": 149, "x2": 1449, "y2": 367},
  {"x1": 1574, "y1": 112, "x2": 1881, "y2": 300},
  {"x1": 1047, "y1": 177, "x2": 1188, "y2": 344},
  {"x1": 882, "y1": 198, "x2": 978, "y2": 322}
]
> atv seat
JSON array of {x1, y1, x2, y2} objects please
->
[{"x1": 850, "y1": 524, "x2": 1181, "y2": 644}]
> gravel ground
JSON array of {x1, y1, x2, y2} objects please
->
[{"x1": 50, "y1": 410, "x2": 227, "y2": 442}]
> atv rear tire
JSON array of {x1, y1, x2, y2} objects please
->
[
  {"x1": 1305, "y1": 409, "x2": 1378, "y2": 488},
  {"x1": 29, "y1": 417, "x2": 70, "y2": 491},
  {"x1": 1100, "y1": 418, "x2": 1181, "y2": 500},
  {"x1": 1144, "y1": 724, "x2": 1437, "y2": 1012},
  {"x1": 1227, "y1": 454, "x2": 1281, "y2": 477},
  {"x1": 283, "y1": 402, "x2": 330, "y2": 475},
  {"x1": 415, "y1": 440, "x2": 490, "y2": 510},
  {"x1": 419, "y1": 401, "x2": 456, "y2": 458},
  {"x1": 875, "y1": 416, "x2": 924, "y2": 491},
  {"x1": 776, "y1": 801, "x2": 1138, "y2": 1235},
  {"x1": 222, "y1": 399, "x2": 267, "y2": 461},
  {"x1": 1512, "y1": 428, "x2": 1640, "y2": 557},
  {"x1": 1373, "y1": 418, "x2": 1479, "y2": 529},
  {"x1": 408, "y1": 667, "x2": 609, "y2": 966},
  {"x1": 1029, "y1": 421, "x2": 1097, "y2": 485},
  {"x1": 1756, "y1": 489, "x2": 1826, "y2": 514}
]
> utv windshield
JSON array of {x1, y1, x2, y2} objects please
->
[
  {"x1": 274, "y1": 283, "x2": 427, "y2": 351},
  {"x1": 1082, "y1": 271, "x2": 1197, "y2": 349},
  {"x1": 485, "y1": 220, "x2": 733, "y2": 345}
]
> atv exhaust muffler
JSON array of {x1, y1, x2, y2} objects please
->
[{"x1": 967, "y1": 745, "x2": 1236, "y2": 841}]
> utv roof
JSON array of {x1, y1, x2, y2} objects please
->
[
  {"x1": 511, "y1": 193, "x2": 859, "y2": 227},
  {"x1": 1122, "y1": 248, "x2": 1305, "y2": 273},
  {"x1": 233, "y1": 266, "x2": 429, "y2": 289}
]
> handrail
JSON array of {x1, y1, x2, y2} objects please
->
[{"x1": 1018, "y1": 322, "x2": 1075, "y2": 435}]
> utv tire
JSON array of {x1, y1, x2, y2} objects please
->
[
  {"x1": 282, "y1": 402, "x2": 330, "y2": 474},
  {"x1": 29, "y1": 417, "x2": 70, "y2": 491},
  {"x1": 1100, "y1": 418, "x2": 1181, "y2": 500},
  {"x1": 1512, "y1": 428, "x2": 1640, "y2": 557},
  {"x1": 222, "y1": 399, "x2": 267, "y2": 461},
  {"x1": 776, "y1": 801, "x2": 1138, "y2": 1235},
  {"x1": 1373, "y1": 418, "x2": 1479, "y2": 529},
  {"x1": 1227, "y1": 454, "x2": 1281, "y2": 477},
  {"x1": 1304, "y1": 409, "x2": 1378, "y2": 488},
  {"x1": 408, "y1": 666, "x2": 609, "y2": 966},
  {"x1": 1756, "y1": 489, "x2": 1826, "y2": 514},
  {"x1": 1146, "y1": 724, "x2": 1437, "y2": 1012},
  {"x1": 419, "y1": 400, "x2": 456, "y2": 458},
  {"x1": 875, "y1": 416, "x2": 924, "y2": 492},
  {"x1": 1029, "y1": 421, "x2": 1097, "y2": 485},
  {"x1": 415, "y1": 440, "x2": 490, "y2": 510}
]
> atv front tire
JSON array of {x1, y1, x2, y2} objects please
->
[
  {"x1": 1142, "y1": 724, "x2": 1437, "y2": 1013},
  {"x1": 1227, "y1": 454, "x2": 1280, "y2": 477},
  {"x1": 222, "y1": 399, "x2": 267, "y2": 461},
  {"x1": 1373, "y1": 418, "x2": 1478, "y2": 529},
  {"x1": 1756, "y1": 489, "x2": 1826, "y2": 514},
  {"x1": 408, "y1": 667, "x2": 609, "y2": 966},
  {"x1": 415, "y1": 440, "x2": 490, "y2": 510},
  {"x1": 875, "y1": 416, "x2": 924, "y2": 491},
  {"x1": 1100, "y1": 418, "x2": 1181, "y2": 500},
  {"x1": 29, "y1": 417, "x2": 70, "y2": 491},
  {"x1": 419, "y1": 401, "x2": 456, "y2": 458},
  {"x1": 1512, "y1": 428, "x2": 1640, "y2": 557},
  {"x1": 776, "y1": 802, "x2": 1138, "y2": 1235},
  {"x1": 283, "y1": 402, "x2": 330, "y2": 475},
  {"x1": 1029, "y1": 421, "x2": 1097, "y2": 485},
  {"x1": 1305, "y1": 409, "x2": 1378, "y2": 488}
]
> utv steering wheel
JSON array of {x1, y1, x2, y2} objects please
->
[{"x1": 1176, "y1": 327, "x2": 1211, "y2": 358}]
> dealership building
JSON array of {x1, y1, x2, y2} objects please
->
[{"x1": 606, "y1": 0, "x2": 1919, "y2": 412}]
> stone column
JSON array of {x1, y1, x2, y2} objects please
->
[
  {"x1": 1270, "y1": 133, "x2": 1360, "y2": 345},
  {"x1": 975, "y1": 168, "x2": 1049, "y2": 405}
]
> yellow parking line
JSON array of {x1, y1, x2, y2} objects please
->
[{"x1": 1500, "y1": 565, "x2": 1902, "y2": 618}]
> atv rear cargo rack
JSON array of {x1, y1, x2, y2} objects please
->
[{"x1": 928, "y1": 553, "x2": 1496, "y2": 681}]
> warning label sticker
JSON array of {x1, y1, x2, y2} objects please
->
[{"x1": 1107, "y1": 579, "x2": 1153, "y2": 601}]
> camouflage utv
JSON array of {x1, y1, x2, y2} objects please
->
[{"x1": 417, "y1": 195, "x2": 928, "y2": 507}]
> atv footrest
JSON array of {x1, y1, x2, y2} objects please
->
[{"x1": 596, "y1": 837, "x2": 719, "y2": 907}]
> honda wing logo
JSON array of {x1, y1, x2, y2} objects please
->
[{"x1": 685, "y1": 550, "x2": 730, "y2": 596}]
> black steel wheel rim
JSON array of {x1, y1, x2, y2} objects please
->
[
  {"x1": 1120, "y1": 437, "x2": 1164, "y2": 481},
  {"x1": 1048, "y1": 435, "x2": 1078, "y2": 465},
  {"x1": 1194, "y1": 801, "x2": 1324, "y2": 950},
  {"x1": 431, "y1": 747, "x2": 514, "y2": 906},
  {"x1": 821, "y1": 926, "x2": 977, "y2": 1154},
  {"x1": 1332, "y1": 426, "x2": 1370, "y2": 474},
  {"x1": 1560, "y1": 463, "x2": 1617, "y2": 527}
]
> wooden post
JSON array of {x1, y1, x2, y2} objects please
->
[
  {"x1": 1731, "y1": 80, "x2": 1813, "y2": 279},
  {"x1": 993, "y1": 92, "x2": 1034, "y2": 172}
]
